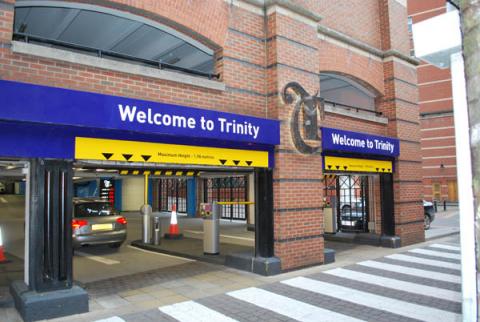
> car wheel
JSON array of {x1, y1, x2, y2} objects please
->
[
  {"x1": 109, "y1": 242, "x2": 122, "y2": 249},
  {"x1": 424, "y1": 214, "x2": 431, "y2": 230}
]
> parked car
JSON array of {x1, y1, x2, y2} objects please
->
[
  {"x1": 72, "y1": 198, "x2": 127, "y2": 249},
  {"x1": 423, "y1": 200, "x2": 436, "y2": 230}
]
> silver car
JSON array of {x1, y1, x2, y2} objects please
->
[{"x1": 72, "y1": 198, "x2": 127, "y2": 249}]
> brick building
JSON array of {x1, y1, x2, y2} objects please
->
[
  {"x1": 407, "y1": 0, "x2": 459, "y2": 203},
  {"x1": 0, "y1": 0, "x2": 424, "y2": 319}
]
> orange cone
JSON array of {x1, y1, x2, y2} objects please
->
[
  {"x1": 164, "y1": 204, "x2": 183, "y2": 239},
  {"x1": 0, "y1": 227, "x2": 9, "y2": 263}
]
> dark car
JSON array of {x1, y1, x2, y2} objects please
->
[
  {"x1": 72, "y1": 198, "x2": 127, "y2": 249},
  {"x1": 423, "y1": 200, "x2": 436, "y2": 230}
]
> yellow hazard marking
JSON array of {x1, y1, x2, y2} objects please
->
[
  {"x1": 144, "y1": 171, "x2": 151, "y2": 175},
  {"x1": 154, "y1": 171, "x2": 161, "y2": 175},
  {"x1": 217, "y1": 201, "x2": 254, "y2": 205},
  {"x1": 324, "y1": 156, "x2": 393, "y2": 173},
  {"x1": 186, "y1": 171, "x2": 195, "y2": 176},
  {"x1": 175, "y1": 171, "x2": 183, "y2": 176},
  {"x1": 75, "y1": 137, "x2": 268, "y2": 168},
  {"x1": 120, "y1": 170, "x2": 129, "y2": 175},
  {"x1": 132, "y1": 170, "x2": 140, "y2": 175},
  {"x1": 164, "y1": 171, "x2": 173, "y2": 176}
]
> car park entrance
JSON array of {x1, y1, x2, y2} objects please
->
[{"x1": 71, "y1": 162, "x2": 256, "y2": 266}]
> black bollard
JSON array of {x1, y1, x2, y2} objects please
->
[
  {"x1": 443, "y1": 200, "x2": 447, "y2": 211},
  {"x1": 434, "y1": 200, "x2": 438, "y2": 212}
]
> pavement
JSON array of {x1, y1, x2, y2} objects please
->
[
  {"x1": 425, "y1": 206, "x2": 460, "y2": 240},
  {"x1": 51, "y1": 235, "x2": 463, "y2": 322},
  {"x1": 0, "y1": 235, "x2": 464, "y2": 322},
  {"x1": 0, "y1": 197, "x2": 463, "y2": 322}
]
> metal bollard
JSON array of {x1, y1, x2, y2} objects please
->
[
  {"x1": 443, "y1": 200, "x2": 447, "y2": 211},
  {"x1": 434, "y1": 200, "x2": 438, "y2": 212},
  {"x1": 151, "y1": 215, "x2": 161, "y2": 245},
  {"x1": 203, "y1": 202, "x2": 221, "y2": 255},
  {"x1": 140, "y1": 204, "x2": 152, "y2": 244}
]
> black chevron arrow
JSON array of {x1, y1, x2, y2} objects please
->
[
  {"x1": 219, "y1": 159, "x2": 227, "y2": 165},
  {"x1": 141, "y1": 155, "x2": 151, "y2": 162},
  {"x1": 382, "y1": 168, "x2": 385, "y2": 172},
  {"x1": 335, "y1": 165, "x2": 340, "y2": 170},
  {"x1": 327, "y1": 165, "x2": 332, "y2": 169},
  {"x1": 246, "y1": 161, "x2": 253, "y2": 166},
  {"x1": 376, "y1": 168, "x2": 379, "y2": 171},
  {"x1": 122, "y1": 154, "x2": 133, "y2": 161},
  {"x1": 233, "y1": 160, "x2": 240, "y2": 165},
  {"x1": 343, "y1": 166, "x2": 348, "y2": 170},
  {"x1": 102, "y1": 153, "x2": 113, "y2": 160}
]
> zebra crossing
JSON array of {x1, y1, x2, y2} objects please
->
[{"x1": 98, "y1": 242, "x2": 463, "y2": 322}]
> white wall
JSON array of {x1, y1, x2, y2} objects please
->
[{"x1": 121, "y1": 177, "x2": 144, "y2": 211}]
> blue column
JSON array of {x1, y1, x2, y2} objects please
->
[
  {"x1": 187, "y1": 178, "x2": 196, "y2": 217},
  {"x1": 114, "y1": 179, "x2": 122, "y2": 211},
  {"x1": 148, "y1": 178, "x2": 153, "y2": 205}
]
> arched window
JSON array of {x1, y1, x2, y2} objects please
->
[
  {"x1": 320, "y1": 73, "x2": 376, "y2": 111},
  {"x1": 13, "y1": 2, "x2": 215, "y2": 77}
]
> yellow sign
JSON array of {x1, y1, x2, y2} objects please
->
[
  {"x1": 75, "y1": 137, "x2": 268, "y2": 168},
  {"x1": 324, "y1": 156, "x2": 393, "y2": 173}
]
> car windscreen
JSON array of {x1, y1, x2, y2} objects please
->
[{"x1": 75, "y1": 202, "x2": 116, "y2": 217}]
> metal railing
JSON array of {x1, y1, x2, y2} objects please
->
[
  {"x1": 13, "y1": 32, "x2": 220, "y2": 80},
  {"x1": 324, "y1": 100, "x2": 383, "y2": 117}
]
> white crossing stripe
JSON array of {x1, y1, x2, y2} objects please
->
[
  {"x1": 95, "y1": 317, "x2": 125, "y2": 322},
  {"x1": 325, "y1": 268, "x2": 461, "y2": 302},
  {"x1": 282, "y1": 277, "x2": 461, "y2": 322},
  {"x1": 159, "y1": 301, "x2": 238, "y2": 322},
  {"x1": 0, "y1": 197, "x2": 7, "y2": 203},
  {"x1": 358, "y1": 260, "x2": 461, "y2": 284},
  {"x1": 386, "y1": 254, "x2": 461, "y2": 270},
  {"x1": 75, "y1": 251, "x2": 120, "y2": 265},
  {"x1": 429, "y1": 244, "x2": 461, "y2": 252},
  {"x1": 409, "y1": 248, "x2": 461, "y2": 260},
  {"x1": 227, "y1": 287, "x2": 364, "y2": 322}
]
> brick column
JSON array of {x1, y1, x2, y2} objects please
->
[
  {"x1": 379, "y1": 0, "x2": 424, "y2": 245},
  {"x1": 265, "y1": 7, "x2": 324, "y2": 270}
]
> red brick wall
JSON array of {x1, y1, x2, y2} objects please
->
[{"x1": 0, "y1": 0, "x2": 423, "y2": 269}]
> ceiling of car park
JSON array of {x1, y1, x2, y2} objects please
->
[{"x1": 14, "y1": 4, "x2": 214, "y2": 73}]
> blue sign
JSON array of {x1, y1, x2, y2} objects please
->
[
  {"x1": 321, "y1": 127, "x2": 400, "y2": 157},
  {"x1": 0, "y1": 80, "x2": 280, "y2": 145}
]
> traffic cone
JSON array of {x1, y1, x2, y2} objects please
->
[
  {"x1": 164, "y1": 204, "x2": 183, "y2": 239},
  {"x1": 0, "y1": 226, "x2": 9, "y2": 264}
]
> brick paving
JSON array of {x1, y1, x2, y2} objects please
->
[{"x1": 67, "y1": 239, "x2": 463, "y2": 322}]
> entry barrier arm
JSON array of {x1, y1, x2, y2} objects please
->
[{"x1": 216, "y1": 201, "x2": 254, "y2": 205}]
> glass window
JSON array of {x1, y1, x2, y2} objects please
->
[
  {"x1": 75, "y1": 202, "x2": 116, "y2": 217},
  {"x1": 13, "y1": 3, "x2": 215, "y2": 76},
  {"x1": 320, "y1": 73, "x2": 376, "y2": 111}
]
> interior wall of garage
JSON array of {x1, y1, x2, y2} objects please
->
[{"x1": 121, "y1": 177, "x2": 144, "y2": 211}]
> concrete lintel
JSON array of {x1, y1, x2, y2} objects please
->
[
  {"x1": 11, "y1": 41, "x2": 226, "y2": 92},
  {"x1": 318, "y1": 25, "x2": 384, "y2": 58},
  {"x1": 325, "y1": 104, "x2": 389, "y2": 125},
  {"x1": 383, "y1": 49, "x2": 420, "y2": 66},
  {"x1": 0, "y1": 0, "x2": 14, "y2": 10},
  {"x1": 10, "y1": 281, "x2": 89, "y2": 322},
  {"x1": 317, "y1": 25, "x2": 420, "y2": 66},
  {"x1": 233, "y1": 0, "x2": 322, "y2": 24}
]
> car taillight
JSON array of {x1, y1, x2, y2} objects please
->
[
  {"x1": 72, "y1": 219, "x2": 88, "y2": 230},
  {"x1": 116, "y1": 217, "x2": 127, "y2": 225}
]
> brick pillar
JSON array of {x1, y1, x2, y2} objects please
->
[
  {"x1": 0, "y1": 1, "x2": 13, "y2": 42},
  {"x1": 265, "y1": 8, "x2": 324, "y2": 270},
  {"x1": 379, "y1": 0, "x2": 424, "y2": 245}
]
